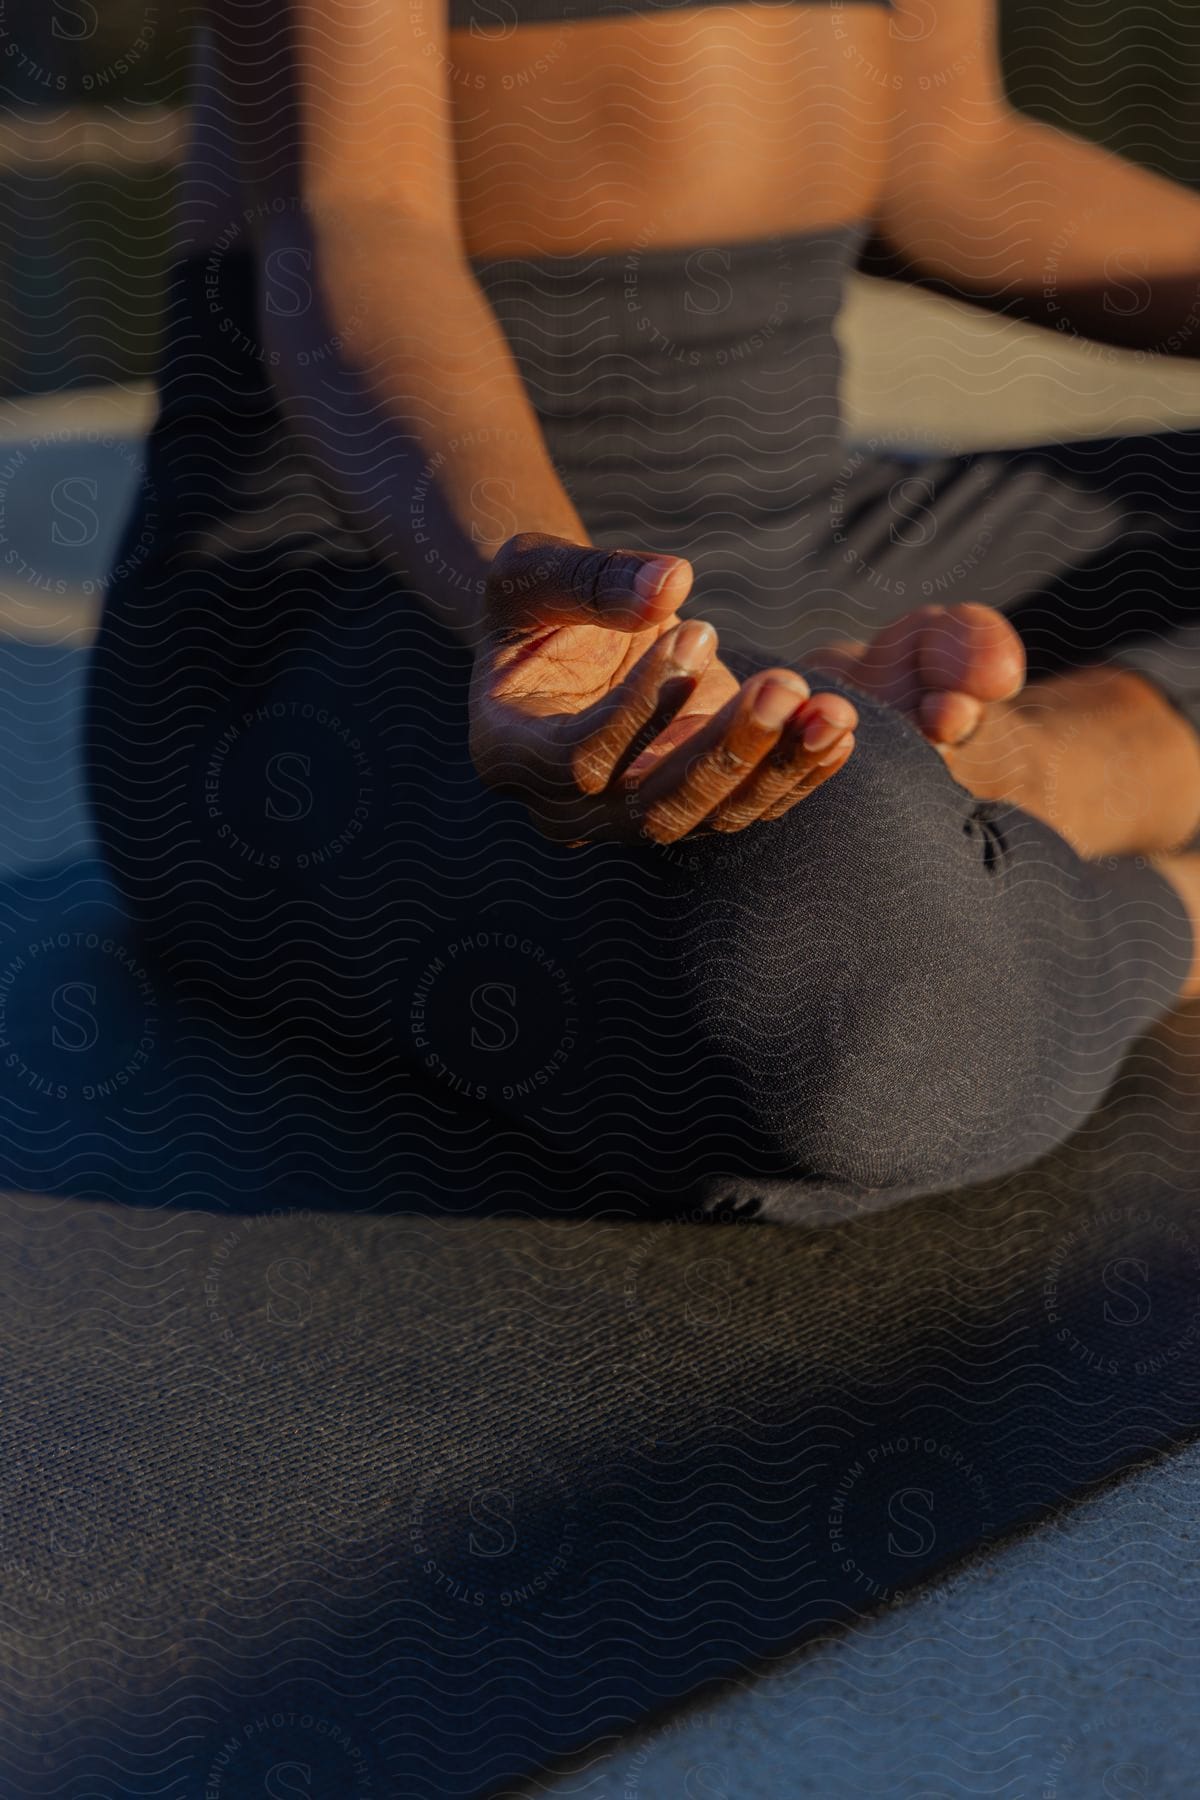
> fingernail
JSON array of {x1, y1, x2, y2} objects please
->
[
  {"x1": 817, "y1": 731, "x2": 854, "y2": 766},
  {"x1": 634, "y1": 557, "x2": 679, "y2": 602},
  {"x1": 670, "y1": 621, "x2": 714, "y2": 674},
  {"x1": 802, "y1": 713, "x2": 842, "y2": 753},
  {"x1": 752, "y1": 682, "x2": 803, "y2": 729}
]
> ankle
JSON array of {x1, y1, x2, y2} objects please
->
[
  {"x1": 1152, "y1": 851, "x2": 1200, "y2": 1000},
  {"x1": 945, "y1": 695, "x2": 1046, "y2": 819},
  {"x1": 1094, "y1": 671, "x2": 1200, "y2": 852},
  {"x1": 950, "y1": 669, "x2": 1200, "y2": 858}
]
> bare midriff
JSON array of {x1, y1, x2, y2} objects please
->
[{"x1": 448, "y1": 4, "x2": 892, "y2": 259}]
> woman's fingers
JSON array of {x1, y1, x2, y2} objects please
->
[
  {"x1": 709, "y1": 693, "x2": 858, "y2": 831},
  {"x1": 565, "y1": 618, "x2": 718, "y2": 795},
  {"x1": 758, "y1": 730, "x2": 857, "y2": 822},
  {"x1": 628, "y1": 667, "x2": 844, "y2": 843},
  {"x1": 485, "y1": 533, "x2": 695, "y2": 635},
  {"x1": 539, "y1": 632, "x2": 858, "y2": 842}
]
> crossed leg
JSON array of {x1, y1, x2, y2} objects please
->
[{"x1": 814, "y1": 600, "x2": 1200, "y2": 997}]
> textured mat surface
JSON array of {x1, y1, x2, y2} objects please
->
[{"x1": 2, "y1": 971, "x2": 1200, "y2": 1794}]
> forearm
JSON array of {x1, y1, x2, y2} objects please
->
[
  {"x1": 879, "y1": 113, "x2": 1200, "y2": 355},
  {"x1": 260, "y1": 198, "x2": 587, "y2": 644}
]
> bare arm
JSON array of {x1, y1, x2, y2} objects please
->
[
  {"x1": 211, "y1": 0, "x2": 584, "y2": 644},
  {"x1": 203, "y1": 0, "x2": 859, "y2": 841},
  {"x1": 877, "y1": 0, "x2": 1200, "y2": 355},
  {"x1": 264, "y1": 201, "x2": 590, "y2": 642}
]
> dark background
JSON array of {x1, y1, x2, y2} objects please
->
[{"x1": 0, "y1": 0, "x2": 1197, "y2": 396}]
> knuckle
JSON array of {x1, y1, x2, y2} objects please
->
[
  {"x1": 506, "y1": 531, "x2": 543, "y2": 556},
  {"x1": 486, "y1": 533, "x2": 527, "y2": 586},
  {"x1": 486, "y1": 532, "x2": 570, "y2": 608},
  {"x1": 639, "y1": 804, "x2": 684, "y2": 844},
  {"x1": 570, "y1": 741, "x2": 611, "y2": 795},
  {"x1": 564, "y1": 545, "x2": 616, "y2": 601},
  {"x1": 574, "y1": 546, "x2": 647, "y2": 609},
  {"x1": 708, "y1": 743, "x2": 748, "y2": 779}
]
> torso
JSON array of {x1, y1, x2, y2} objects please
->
[
  {"x1": 449, "y1": 4, "x2": 891, "y2": 259},
  {"x1": 184, "y1": 1, "x2": 893, "y2": 262},
  {"x1": 175, "y1": 0, "x2": 897, "y2": 647}
]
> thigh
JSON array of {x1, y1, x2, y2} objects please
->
[
  {"x1": 994, "y1": 431, "x2": 1200, "y2": 724},
  {"x1": 85, "y1": 513, "x2": 1191, "y2": 1210},
  {"x1": 822, "y1": 428, "x2": 1200, "y2": 678}
]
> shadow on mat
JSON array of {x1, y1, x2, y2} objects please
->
[
  {"x1": 0, "y1": 857, "x2": 596, "y2": 1216},
  {"x1": 0, "y1": 862, "x2": 1199, "y2": 1795}
]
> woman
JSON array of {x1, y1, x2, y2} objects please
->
[{"x1": 85, "y1": 0, "x2": 1200, "y2": 1216}]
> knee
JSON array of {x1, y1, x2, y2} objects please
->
[{"x1": 683, "y1": 695, "x2": 1033, "y2": 1194}]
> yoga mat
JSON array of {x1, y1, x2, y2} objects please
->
[{"x1": 1, "y1": 923, "x2": 1198, "y2": 1794}]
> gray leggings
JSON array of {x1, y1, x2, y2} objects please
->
[{"x1": 82, "y1": 249, "x2": 1197, "y2": 1218}]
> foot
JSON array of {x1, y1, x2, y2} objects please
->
[
  {"x1": 813, "y1": 606, "x2": 1200, "y2": 860},
  {"x1": 810, "y1": 603, "x2": 1025, "y2": 751}
]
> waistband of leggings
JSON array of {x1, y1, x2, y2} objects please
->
[
  {"x1": 468, "y1": 221, "x2": 866, "y2": 351},
  {"x1": 157, "y1": 220, "x2": 865, "y2": 370}
]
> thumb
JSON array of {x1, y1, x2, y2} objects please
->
[{"x1": 485, "y1": 533, "x2": 693, "y2": 635}]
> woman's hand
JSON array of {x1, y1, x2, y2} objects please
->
[{"x1": 469, "y1": 533, "x2": 857, "y2": 843}]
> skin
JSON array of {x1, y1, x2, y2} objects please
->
[
  {"x1": 472, "y1": 534, "x2": 859, "y2": 844},
  {"x1": 203, "y1": 0, "x2": 1200, "y2": 987}
]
